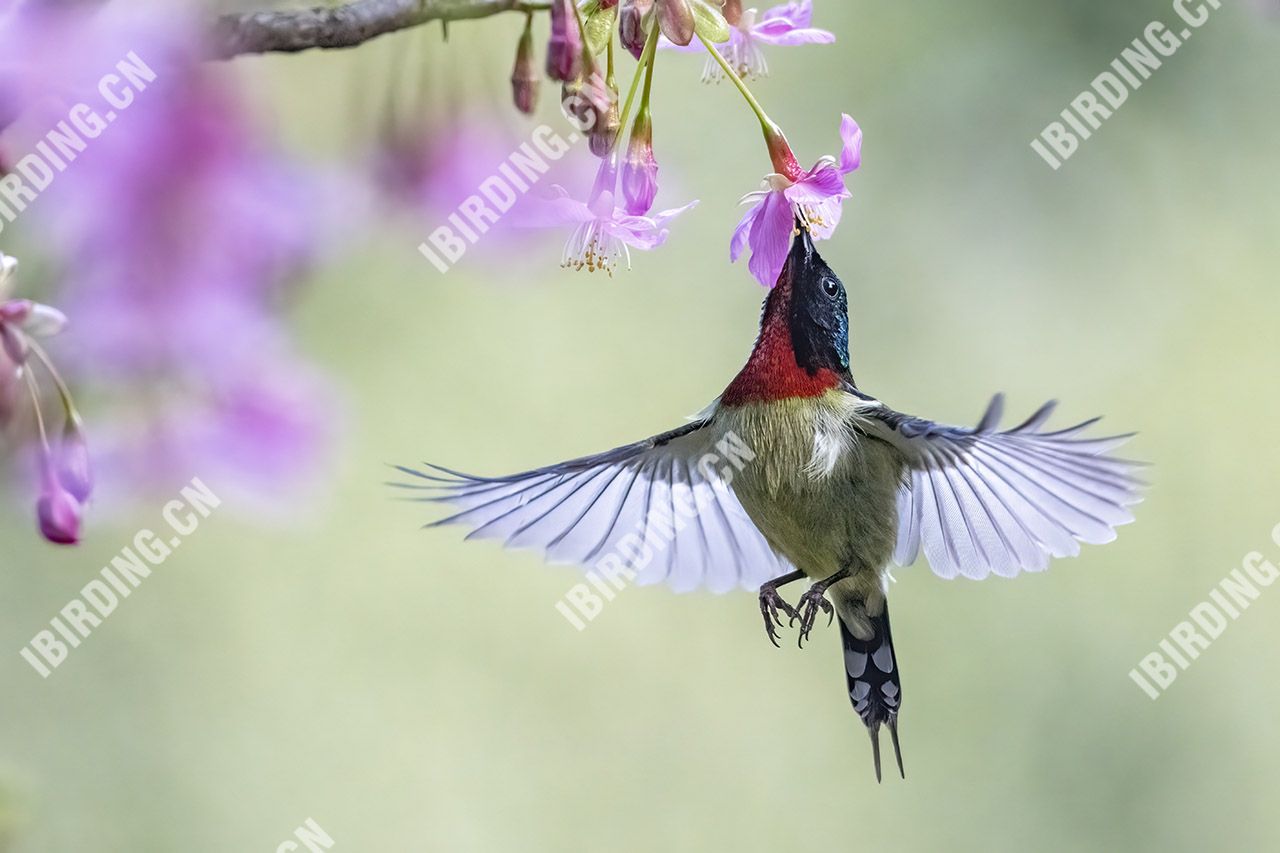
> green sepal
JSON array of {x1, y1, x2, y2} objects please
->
[
  {"x1": 584, "y1": 4, "x2": 619, "y2": 57},
  {"x1": 691, "y1": 0, "x2": 731, "y2": 44}
]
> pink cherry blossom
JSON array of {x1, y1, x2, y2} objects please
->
[
  {"x1": 621, "y1": 109, "x2": 659, "y2": 216},
  {"x1": 731, "y1": 114, "x2": 861, "y2": 287},
  {"x1": 523, "y1": 155, "x2": 697, "y2": 274},
  {"x1": 666, "y1": 1, "x2": 835, "y2": 82}
]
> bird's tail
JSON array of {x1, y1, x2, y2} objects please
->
[{"x1": 837, "y1": 600, "x2": 904, "y2": 782}]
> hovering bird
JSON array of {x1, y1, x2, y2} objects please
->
[{"x1": 399, "y1": 228, "x2": 1142, "y2": 781}]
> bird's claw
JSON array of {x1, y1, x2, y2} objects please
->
[
  {"x1": 791, "y1": 586, "x2": 834, "y2": 648},
  {"x1": 758, "y1": 586, "x2": 799, "y2": 648}
]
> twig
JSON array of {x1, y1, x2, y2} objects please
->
[{"x1": 207, "y1": 0, "x2": 550, "y2": 60}]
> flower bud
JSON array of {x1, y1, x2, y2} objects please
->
[
  {"x1": 57, "y1": 418, "x2": 92, "y2": 503},
  {"x1": 546, "y1": 0, "x2": 583, "y2": 83},
  {"x1": 621, "y1": 107, "x2": 658, "y2": 215},
  {"x1": 657, "y1": 0, "x2": 695, "y2": 46},
  {"x1": 37, "y1": 460, "x2": 82, "y2": 545},
  {"x1": 764, "y1": 122, "x2": 805, "y2": 181},
  {"x1": 589, "y1": 99, "x2": 620, "y2": 158},
  {"x1": 511, "y1": 15, "x2": 540, "y2": 115},
  {"x1": 620, "y1": 0, "x2": 654, "y2": 59},
  {"x1": 562, "y1": 68, "x2": 613, "y2": 143},
  {"x1": 722, "y1": 0, "x2": 742, "y2": 26}
]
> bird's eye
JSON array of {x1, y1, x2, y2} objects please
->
[{"x1": 822, "y1": 278, "x2": 840, "y2": 298}]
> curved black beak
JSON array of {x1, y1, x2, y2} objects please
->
[{"x1": 786, "y1": 220, "x2": 818, "y2": 272}]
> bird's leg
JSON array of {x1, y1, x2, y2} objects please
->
[
  {"x1": 791, "y1": 568, "x2": 851, "y2": 648},
  {"x1": 757, "y1": 570, "x2": 805, "y2": 647}
]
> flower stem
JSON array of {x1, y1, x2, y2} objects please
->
[
  {"x1": 641, "y1": 33, "x2": 655, "y2": 103},
  {"x1": 605, "y1": 25, "x2": 616, "y2": 90},
  {"x1": 22, "y1": 335, "x2": 79, "y2": 423},
  {"x1": 570, "y1": 0, "x2": 592, "y2": 65},
  {"x1": 695, "y1": 31, "x2": 803, "y2": 180},
  {"x1": 22, "y1": 368, "x2": 51, "y2": 452},
  {"x1": 614, "y1": 20, "x2": 659, "y2": 153},
  {"x1": 696, "y1": 32, "x2": 771, "y2": 130}
]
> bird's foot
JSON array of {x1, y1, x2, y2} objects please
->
[
  {"x1": 758, "y1": 585, "x2": 799, "y2": 648},
  {"x1": 791, "y1": 587, "x2": 835, "y2": 647},
  {"x1": 790, "y1": 568, "x2": 850, "y2": 648}
]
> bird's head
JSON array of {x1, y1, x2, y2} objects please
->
[
  {"x1": 779, "y1": 227, "x2": 851, "y2": 377},
  {"x1": 721, "y1": 227, "x2": 853, "y2": 406}
]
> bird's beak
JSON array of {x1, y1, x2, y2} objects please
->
[{"x1": 783, "y1": 222, "x2": 818, "y2": 283}]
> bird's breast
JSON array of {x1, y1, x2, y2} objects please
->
[{"x1": 713, "y1": 390, "x2": 903, "y2": 580}]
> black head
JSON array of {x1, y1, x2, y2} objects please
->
[{"x1": 782, "y1": 227, "x2": 851, "y2": 378}]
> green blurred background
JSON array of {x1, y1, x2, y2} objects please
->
[{"x1": 2, "y1": 0, "x2": 1279, "y2": 850}]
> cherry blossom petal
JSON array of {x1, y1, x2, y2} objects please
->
[
  {"x1": 658, "y1": 35, "x2": 709, "y2": 53},
  {"x1": 651, "y1": 199, "x2": 700, "y2": 227},
  {"x1": 746, "y1": 190, "x2": 796, "y2": 288},
  {"x1": 760, "y1": 0, "x2": 814, "y2": 27},
  {"x1": 730, "y1": 203, "x2": 757, "y2": 263},
  {"x1": 20, "y1": 303, "x2": 69, "y2": 337},
  {"x1": 786, "y1": 165, "x2": 848, "y2": 204},
  {"x1": 515, "y1": 187, "x2": 595, "y2": 227},
  {"x1": 622, "y1": 158, "x2": 659, "y2": 216},
  {"x1": 839, "y1": 114, "x2": 863, "y2": 173},
  {"x1": 752, "y1": 25, "x2": 835, "y2": 46},
  {"x1": 0, "y1": 254, "x2": 17, "y2": 297},
  {"x1": 608, "y1": 220, "x2": 668, "y2": 251}
]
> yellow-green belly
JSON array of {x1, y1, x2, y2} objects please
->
[{"x1": 713, "y1": 391, "x2": 904, "y2": 596}]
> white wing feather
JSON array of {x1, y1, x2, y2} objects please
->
[
  {"x1": 396, "y1": 420, "x2": 794, "y2": 594},
  {"x1": 863, "y1": 394, "x2": 1144, "y2": 580}
]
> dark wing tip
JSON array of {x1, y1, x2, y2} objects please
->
[{"x1": 975, "y1": 393, "x2": 1005, "y2": 433}]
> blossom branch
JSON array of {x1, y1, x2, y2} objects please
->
[{"x1": 207, "y1": 0, "x2": 550, "y2": 60}]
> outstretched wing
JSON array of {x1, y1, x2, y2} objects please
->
[
  {"x1": 395, "y1": 419, "x2": 793, "y2": 594},
  {"x1": 860, "y1": 394, "x2": 1144, "y2": 580}
]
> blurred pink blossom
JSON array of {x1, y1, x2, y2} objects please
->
[
  {"x1": 372, "y1": 111, "x2": 593, "y2": 270},
  {"x1": 5, "y1": 5, "x2": 344, "y2": 514},
  {"x1": 0, "y1": 250, "x2": 90, "y2": 544}
]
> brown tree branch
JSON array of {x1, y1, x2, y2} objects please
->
[{"x1": 207, "y1": 0, "x2": 548, "y2": 60}]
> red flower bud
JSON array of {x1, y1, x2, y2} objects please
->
[
  {"x1": 511, "y1": 15, "x2": 540, "y2": 115},
  {"x1": 764, "y1": 122, "x2": 805, "y2": 182},
  {"x1": 589, "y1": 100, "x2": 621, "y2": 158},
  {"x1": 621, "y1": 107, "x2": 658, "y2": 215},
  {"x1": 546, "y1": 0, "x2": 583, "y2": 83},
  {"x1": 562, "y1": 67, "x2": 614, "y2": 150},
  {"x1": 619, "y1": 0, "x2": 654, "y2": 60},
  {"x1": 656, "y1": 0, "x2": 695, "y2": 47},
  {"x1": 37, "y1": 459, "x2": 82, "y2": 545}
]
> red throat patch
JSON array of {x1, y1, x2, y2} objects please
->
[{"x1": 721, "y1": 277, "x2": 842, "y2": 406}]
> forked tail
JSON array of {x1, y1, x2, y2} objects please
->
[{"x1": 838, "y1": 601, "x2": 904, "y2": 782}]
